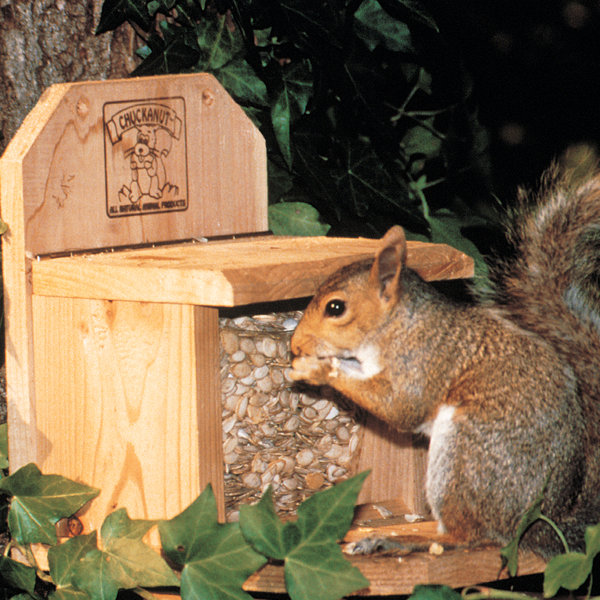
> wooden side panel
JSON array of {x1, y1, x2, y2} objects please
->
[
  {"x1": 0, "y1": 161, "x2": 40, "y2": 467},
  {"x1": 355, "y1": 416, "x2": 428, "y2": 514},
  {"x1": 29, "y1": 296, "x2": 207, "y2": 531},
  {"x1": 2, "y1": 72, "x2": 267, "y2": 257},
  {"x1": 194, "y1": 306, "x2": 225, "y2": 522}
]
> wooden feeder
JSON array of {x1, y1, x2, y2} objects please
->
[{"x1": 0, "y1": 73, "x2": 544, "y2": 595}]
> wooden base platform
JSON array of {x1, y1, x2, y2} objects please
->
[{"x1": 244, "y1": 502, "x2": 547, "y2": 597}]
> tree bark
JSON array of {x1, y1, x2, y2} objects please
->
[{"x1": 0, "y1": 0, "x2": 138, "y2": 153}]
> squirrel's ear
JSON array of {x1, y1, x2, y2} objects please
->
[{"x1": 370, "y1": 226, "x2": 407, "y2": 302}]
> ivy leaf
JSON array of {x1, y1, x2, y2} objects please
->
[
  {"x1": 397, "y1": 0, "x2": 440, "y2": 32},
  {"x1": 159, "y1": 484, "x2": 220, "y2": 566},
  {"x1": 294, "y1": 471, "x2": 368, "y2": 545},
  {"x1": 543, "y1": 523, "x2": 600, "y2": 597},
  {"x1": 402, "y1": 119, "x2": 443, "y2": 161},
  {"x1": 240, "y1": 472, "x2": 370, "y2": 600},
  {"x1": 196, "y1": 15, "x2": 244, "y2": 70},
  {"x1": 0, "y1": 463, "x2": 99, "y2": 545},
  {"x1": 544, "y1": 552, "x2": 590, "y2": 598},
  {"x1": 48, "y1": 533, "x2": 97, "y2": 600},
  {"x1": 50, "y1": 589, "x2": 90, "y2": 600},
  {"x1": 0, "y1": 554, "x2": 39, "y2": 598},
  {"x1": 269, "y1": 202, "x2": 330, "y2": 237},
  {"x1": 583, "y1": 521, "x2": 600, "y2": 557},
  {"x1": 272, "y1": 61, "x2": 313, "y2": 167},
  {"x1": 409, "y1": 584, "x2": 462, "y2": 600},
  {"x1": 267, "y1": 159, "x2": 294, "y2": 204},
  {"x1": 132, "y1": 32, "x2": 200, "y2": 76},
  {"x1": 49, "y1": 532, "x2": 98, "y2": 587},
  {"x1": 71, "y1": 509, "x2": 178, "y2": 600},
  {"x1": 95, "y1": 0, "x2": 151, "y2": 34},
  {"x1": 272, "y1": 90, "x2": 292, "y2": 167},
  {"x1": 285, "y1": 540, "x2": 367, "y2": 600},
  {"x1": 159, "y1": 485, "x2": 267, "y2": 600},
  {"x1": 324, "y1": 139, "x2": 419, "y2": 226},
  {"x1": 354, "y1": 0, "x2": 413, "y2": 53},
  {"x1": 215, "y1": 58, "x2": 269, "y2": 106},
  {"x1": 0, "y1": 423, "x2": 8, "y2": 471},
  {"x1": 420, "y1": 209, "x2": 487, "y2": 280},
  {"x1": 237, "y1": 487, "x2": 300, "y2": 560}
]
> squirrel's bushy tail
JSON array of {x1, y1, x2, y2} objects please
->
[
  {"x1": 479, "y1": 168, "x2": 600, "y2": 406},
  {"x1": 479, "y1": 167, "x2": 600, "y2": 553}
]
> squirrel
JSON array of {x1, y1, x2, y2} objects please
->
[{"x1": 289, "y1": 169, "x2": 600, "y2": 559}]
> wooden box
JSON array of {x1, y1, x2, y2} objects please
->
[{"x1": 1, "y1": 73, "x2": 542, "y2": 594}]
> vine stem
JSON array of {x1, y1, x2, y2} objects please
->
[
  {"x1": 462, "y1": 585, "x2": 535, "y2": 600},
  {"x1": 538, "y1": 514, "x2": 570, "y2": 554},
  {"x1": 134, "y1": 587, "x2": 164, "y2": 600}
]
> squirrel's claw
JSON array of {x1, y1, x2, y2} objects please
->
[{"x1": 290, "y1": 355, "x2": 335, "y2": 384}]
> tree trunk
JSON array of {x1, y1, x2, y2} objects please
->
[{"x1": 0, "y1": 0, "x2": 138, "y2": 154}]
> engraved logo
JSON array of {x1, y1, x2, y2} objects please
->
[{"x1": 103, "y1": 97, "x2": 188, "y2": 217}]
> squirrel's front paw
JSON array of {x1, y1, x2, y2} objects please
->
[{"x1": 290, "y1": 355, "x2": 337, "y2": 385}]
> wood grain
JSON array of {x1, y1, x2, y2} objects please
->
[
  {"x1": 2, "y1": 72, "x2": 267, "y2": 257},
  {"x1": 356, "y1": 416, "x2": 428, "y2": 513},
  {"x1": 32, "y1": 237, "x2": 474, "y2": 306},
  {"x1": 243, "y1": 520, "x2": 547, "y2": 596},
  {"x1": 30, "y1": 295, "x2": 205, "y2": 532}
]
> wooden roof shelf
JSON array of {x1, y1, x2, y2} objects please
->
[{"x1": 32, "y1": 236, "x2": 474, "y2": 306}]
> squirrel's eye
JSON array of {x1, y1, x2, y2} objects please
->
[{"x1": 324, "y1": 299, "x2": 346, "y2": 317}]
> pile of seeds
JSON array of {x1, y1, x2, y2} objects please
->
[{"x1": 219, "y1": 311, "x2": 366, "y2": 520}]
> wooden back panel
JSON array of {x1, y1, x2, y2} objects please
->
[{"x1": 2, "y1": 72, "x2": 267, "y2": 256}]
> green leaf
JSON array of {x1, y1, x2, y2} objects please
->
[
  {"x1": 50, "y1": 589, "x2": 90, "y2": 600},
  {"x1": 582, "y1": 521, "x2": 600, "y2": 557},
  {"x1": 160, "y1": 485, "x2": 266, "y2": 600},
  {"x1": 409, "y1": 204, "x2": 487, "y2": 281},
  {"x1": 285, "y1": 540, "x2": 368, "y2": 600},
  {"x1": 544, "y1": 552, "x2": 590, "y2": 597},
  {"x1": 196, "y1": 15, "x2": 244, "y2": 70},
  {"x1": 180, "y1": 523, "x2": 266, "y2": 600},
  {"x1": 272, "y1": 61, "x2": 313, "y2": 167},
  {"x1": 0, "y1": 554, "x2": 38, "y2": 598},
  {"x1": 238, "y1": 487, "x2": 300, "y2": 560},
  {"x1": 71, "y1": 510, "x2": 178, "y2": 600},
  {"x1": 267, "y1": 159, "x2": 294, "y2": 204},
  {"x1": 159, "y1": 484, "x2": 220, "y2": 566},
  {"x1": 272, "y1": 90, "x2": 292, "y2": 167},
  {"x1": 318, "y1": 139, "x2": 417, "y2": 225},
  {"x1": 95, "y1": 0, "x2": 151, "y2": 34},
  {"x1": 269, "y1": 202, "x2": 330, "y2": 236},
  {"x1": 402, "y1": 120, "x2": 443, "y2": 160},
  {"x1": 240, "y1": 472, "x2": 370, "y2": 600},
  {"x1": 48, "y1": 532, "x2": 98, "y2": 587},
  {"x1": 0, "y1": 423, "x2": 8, "y2": 470},
  {"x1": 543, "y1": 522, "x2": 600, "y2": 597},
  {"x1": 354, "y1": 0, "x2": 413, "y2": 52},
  {"x1": 295, "y1": 471, "x2": 369, "y2": 543},
  {"x1": 132, "y1": 33, "x2": 200, "y2": 76},
  {"x1": 215, "y1": 59, "x2": 268, "y2": 106},
  {"x1": 397, "y1": 0, "x2": 440, "y2": 32},
  {"x1": 0, "y1": 463, "x2": 100, "y2": 545},
  {"x1": 409, "y1": 584, "x2": 462, "y2": 600},
  {"x1": 99, "y1": 506, "x2": 155, "y2": 542},
  {"x1": 253, "y1": 27, "x2": 272, "y2": 48}
]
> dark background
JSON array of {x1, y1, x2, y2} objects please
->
[{"x1": 437, "y1": 0, "x2": 600, "y2": 199}]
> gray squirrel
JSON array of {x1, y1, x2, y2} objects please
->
[{"x1": 289, "y1": 170, "x2": 600, "y2": 558}]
